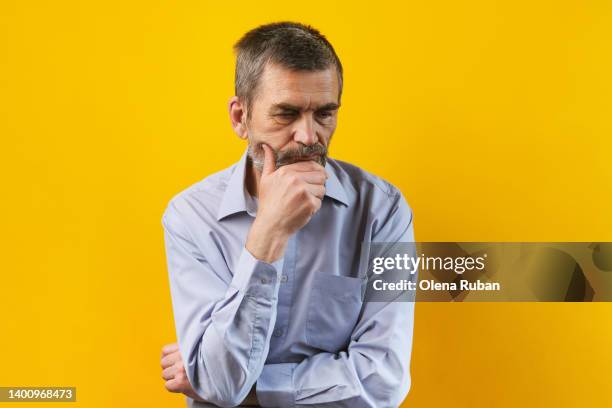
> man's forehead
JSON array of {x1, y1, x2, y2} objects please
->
[{"x1": 258, "y1": 63, "x2": 339, "y2": 106}]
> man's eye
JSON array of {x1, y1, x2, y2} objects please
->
[
  {"x1": 273, "y1": 113, "x2": 297, "y2": 123},
  {"x1": 277, "y1": 112, "x2": 298, "y2": 118},
  {"x1": 316, "y1": 111, "x2": 333, "y2": 119}
]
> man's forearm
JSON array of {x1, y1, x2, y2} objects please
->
[
  {"x1": 164, "y1": 212, "x2": 284, "y2": 406},
  {"x1": 256, "y1": 301, "x2": 415, "y2": 407}
]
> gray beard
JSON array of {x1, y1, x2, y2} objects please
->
[{"x1": 247, "y1": 142, "x2": 328, "y2": 172}]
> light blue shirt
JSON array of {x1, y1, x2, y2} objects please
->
[{"x1": 162, "y1": 151, "x2": 416, "y2": 408}]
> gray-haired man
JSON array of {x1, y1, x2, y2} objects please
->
[{"x1": 160, "y1": 22, "x2": 415, "y2": 408}]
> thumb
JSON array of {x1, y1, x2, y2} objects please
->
[{"x1": 261, "y1": 144, "x2": 276, "y2": 176}]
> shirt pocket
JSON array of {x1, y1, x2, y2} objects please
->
[{"x1": 305, "y1": 272, "x2": 364, "y2": 352}]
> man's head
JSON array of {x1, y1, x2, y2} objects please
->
[{"x1": 228, "y1": 22, "x2": 343, "y2": 171}]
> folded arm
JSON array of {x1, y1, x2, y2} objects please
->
[
  {"x1": 257, "y1": 191, "x2": 416, "y2": 408},
  {"x1": 163, "y1": 202, "x2": 283, "y2": 407}
]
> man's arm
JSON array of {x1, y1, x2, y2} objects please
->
[
  {"x1": 256, "y1": 191, "x2": 416, "y2": 408},
  {"x1": 163, "y1": 145, "x2": 327, "y2": 407},
  {"x1": 163, "y1": 205, "x2": 282, "y2": 407},
  {"x1": 162, "y1": 300, "x2": 414, "y2": 408}
]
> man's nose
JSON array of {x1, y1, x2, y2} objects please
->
[{"x1": 292, "y1": 115, "x2": 317, "y2": 145}]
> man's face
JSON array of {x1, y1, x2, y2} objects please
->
[{"x1": 244, "y1": 62, "x2": 340, "y2": 171}]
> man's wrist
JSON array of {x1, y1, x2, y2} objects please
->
[{"x1": 246, "y1": 219, "x2": 289, "y2": 263}]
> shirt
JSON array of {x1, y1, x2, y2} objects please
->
[{"x1": 162, "y1": 150, "x2": 416, "y2": 408}]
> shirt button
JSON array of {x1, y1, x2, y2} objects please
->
[
  {"x1": 281, "y1": 275, "x2": 288, "y2": 283},
  {"x1": 261, "y1": 278, "x2": 268, "y2": 284},
  {"x1": 273, "y1": 328, "x2": 284, "y2": 337}
]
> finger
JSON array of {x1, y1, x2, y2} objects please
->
[
  {"x1": 161, "y1": 343, "x2": 179, "y2": 356},
  {"x1": 304, "y1": 184, "x2": 326, "y2": 200},
  {"x1": 305, "y1": 194, "x2": 323, "y2": 216},
  {"x1": 294, "y1": 171, "x2": 327, "y2": 185},
  {"x1": 162, "y1": 365, "x2": 177, "y2": 381},
  {"x1": 161, "y1": 351, "x2": 181, "y2": 369},
  {"x1": 164, "y1": 378, "x2": 181, "y2": 393},
  {"x1": 283, "y1": 160, "x2": 326, "y2": 173},
  {"x1": 261, "y1": 144, "x2": 276, "y2": 176}
]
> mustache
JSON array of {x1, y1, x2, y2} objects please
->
[
  {"x1": 248, "y1": 143, "x2": 328, "y2": 171},
  {"x1": 275, "y1": 144, "x2": 327, "y2": 166}
]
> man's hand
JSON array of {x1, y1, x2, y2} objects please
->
[
  {"x1": 161, "y1": 342, "x2": 259, "y2": 405},
  {"x1": 246, "y1": 144, "x2": 328, "y2": 262},
  {"x1": 161, "y1": 342, "x2": 204, "y2": 401}
]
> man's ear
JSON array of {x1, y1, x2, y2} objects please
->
[{"x1": 228, "y1": 96, "x2": 248, "y2": 140}]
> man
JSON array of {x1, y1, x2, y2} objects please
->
[{"x1": 161, "y1": 22, "x2": 416, "y2": 407}]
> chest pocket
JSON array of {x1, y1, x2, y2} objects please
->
[{"x1": 305, "y1": 273, "x2": 364, "y2": 352}]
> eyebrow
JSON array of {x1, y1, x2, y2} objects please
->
[{"x1": 270, "y1": 102, "x2": 340, "y2": 112}]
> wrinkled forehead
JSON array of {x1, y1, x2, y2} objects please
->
[{"x1": 255, "y1": 62, "x2": 340, "y2": 110}]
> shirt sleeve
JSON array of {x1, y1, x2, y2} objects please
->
[
  {"x1": 162, "y1": 200, "x2": 283, "y2": 408},
  {"x1": 256, "y1": 191, "x2": 416, "y2": 408}
]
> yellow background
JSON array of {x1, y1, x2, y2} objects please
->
[{"x1": 1, "y1": 1, "x2": 611, "y2": 407}]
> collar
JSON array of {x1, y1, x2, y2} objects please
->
[{"x1": 217, "y1": 149, "x2": 349, "y2": 221}]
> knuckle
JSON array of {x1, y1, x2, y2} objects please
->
[{"x1": 287, "y1": 174, "x2": 298, "y2": 185}]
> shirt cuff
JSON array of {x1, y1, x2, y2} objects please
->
[
  {"x1": 256, "y1": 363, "x2": 297, "y2": 408},
  {"x1": 230, "y1": 247, "x2": 284, "y2": 295}
]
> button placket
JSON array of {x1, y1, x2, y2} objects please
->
[{"x1": 271, "y1": 236, "x2": 296, "y2": 343}]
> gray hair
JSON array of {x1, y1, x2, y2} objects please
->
[{"x1": 233, "y1": 21, "x2": 343, "y2": 119}]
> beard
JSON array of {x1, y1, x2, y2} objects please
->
[{"x1": 247, "y1": 140, "x2": 328, "y2": 173}]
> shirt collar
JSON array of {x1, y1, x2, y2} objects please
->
[
  {"x1": 217, "y1": 149, "x2": 349, "y2": 221},
  {"x1": 323, "y1": 159, "x2": 350, "y2": 207}
]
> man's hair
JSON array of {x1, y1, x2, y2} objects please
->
[{"x1": 233, "y1": 21, "x2": 343, "y2": 118}]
